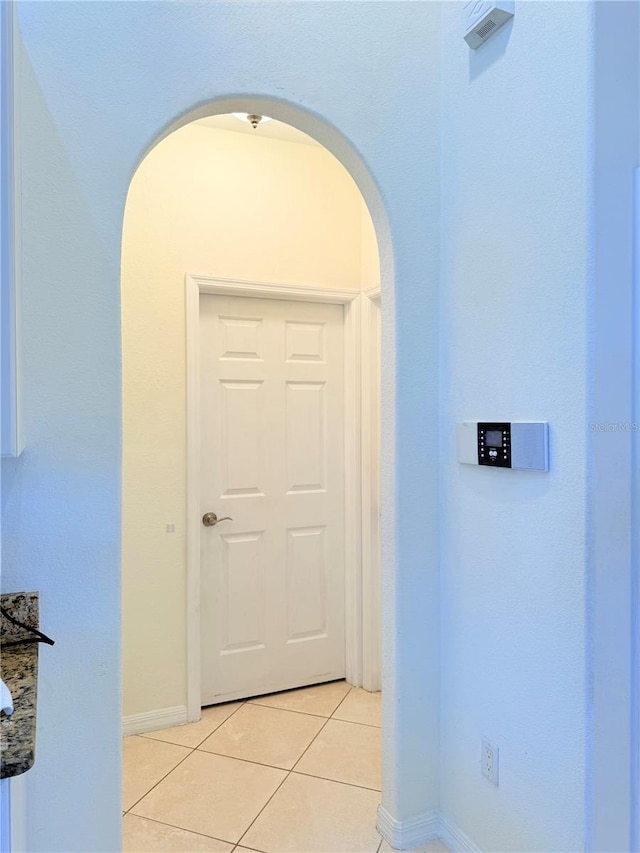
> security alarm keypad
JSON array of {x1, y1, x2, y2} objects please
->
[
  {"x1": 456, "y1": 422, "x2": 549, "y2": 471},
  {"x1": 478, "y1": 422, "x2": 511, "y2": 468}
]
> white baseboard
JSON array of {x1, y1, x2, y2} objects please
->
[
  {"x1": 376, "y1": 804, "x2": 440, "y2": 850},
  {"x1": 439, "y1": 815, "x2": 484, "y2": 853},
  {"x1": 376, "y1": 805, "x2": 483, "y2": 853},
  {"x1": 122, "y1": 705, "x2": 188, "y2": 737}
]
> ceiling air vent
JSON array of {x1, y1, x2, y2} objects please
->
[{"x1": 464, "y1": 1, "x2": 514, "y2": 49}]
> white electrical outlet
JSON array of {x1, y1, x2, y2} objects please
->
[
  {"x1": 481, "y1": 738, "x2": 499, "y2": 785},
  {"x1": 165, "y1": 522, "x2": 175, "y2": 533}
]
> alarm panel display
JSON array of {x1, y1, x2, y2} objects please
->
[{"x1": 456, "y1": 422, "x2": 548, "y2": 472}]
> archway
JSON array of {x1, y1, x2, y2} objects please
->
[{"x1": 121, "y1": 99, "x2": 394, "y2": 848}]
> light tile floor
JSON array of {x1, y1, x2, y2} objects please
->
[{"x1": 123, "y1": 681, "x2": 449, "y2": 853}]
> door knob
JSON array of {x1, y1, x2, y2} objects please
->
[{"x1": 202, "y1": 512, "x2": 233, "y2": 527}]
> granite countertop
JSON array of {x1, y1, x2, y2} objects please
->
[{"x1": 1, "y1": 592, "x2": 40, "y2": 779}]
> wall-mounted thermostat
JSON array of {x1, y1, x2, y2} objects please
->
[
  {"x1": 457, "y1": 422, "x2": 548, "y2": 471},
  {"x1": 464, "y1": 1, "x2": 514, "y2": 49}
]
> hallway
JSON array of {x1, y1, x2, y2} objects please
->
[{"x1": 122, "y1": 681, "x2": 447, "y2": 853}]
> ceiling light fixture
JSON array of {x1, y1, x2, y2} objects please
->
[{"x1": 233, "y1": 112, "x2": 272, "y2": 130}]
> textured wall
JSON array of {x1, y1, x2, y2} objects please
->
[
  {"x1": 4, "y1": 2, "x2": 633, "y2": 850},
  {"x1": 439, "y1": 4, "x2": 590, "y2": 850},
  {"x1": 439, "y1": 2, "x2": 637, "y2": 852},
  {"x1": 1, "y1": 2, "x2": 440, "y2": 850},
  {"x1": 589, "y1": 3, "x2": 639, "y2": 849},
  {"x1": 121, "y1": 121, "x2": 377, "y2": 718}
]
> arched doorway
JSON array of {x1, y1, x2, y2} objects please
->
[{"x1": 121, "y1": 102, "x2": 390, "y2": 850}]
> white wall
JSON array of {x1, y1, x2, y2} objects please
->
[
  {"x1": 1, "y1": 2, "x2": 22, "y2": 458},
  {"x1": 589, "y1": 3, "x2": 639, "y2": 849},
  {"x1": 1, "y1": 21, "x2": 122, "y2": 853},
  {"x1": 3, "y1": 2, "x2": 636, "y2": 850},
  {"x1": 1, "y1": 3, "x2": 440, "y2": 850},
  {"x1": 439, "y1": 3, "x2": 638, "y2": 852},
  {"x1": 121, "y1": 120, "x2": 378, "y2": 718}
]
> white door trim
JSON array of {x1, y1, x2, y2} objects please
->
[
  {"x1": 361, "y1": 285, "x2": 381, "y2": 691},
  {"x1": 189, "y1": 274, "x2": 361, "y2": 305},
  {"x1": 186, "y1": 273, "x2": 365, "y2": 720}
]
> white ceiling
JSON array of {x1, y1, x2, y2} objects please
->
[{"x1": 196, "y1": 114, "x2": 321, "y2": 148}]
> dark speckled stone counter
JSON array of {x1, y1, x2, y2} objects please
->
[{"x1": 1, "y1": 592, "x2": 39, "y2": 779}]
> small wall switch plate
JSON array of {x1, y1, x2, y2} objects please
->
[
  {"x1": 464, "y1": 1, "x2": 514, "y2": 49},
  {"x1": 165, "y1": 523, "x2": 175, "y2": 533},
  {"x1": 481, "y1": 738, "x2": 499, "y2": 785}
]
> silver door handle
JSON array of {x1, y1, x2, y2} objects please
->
[{"x1": 202, "y1": 512, "x2": 233, "y2": 527}]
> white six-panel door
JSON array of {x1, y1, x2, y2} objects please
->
[{"x1": 199, "y1": 293, "x2": 346, "y2": 705}]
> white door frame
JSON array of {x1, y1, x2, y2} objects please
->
[
  {"x1": 186, "y1": 273, "x2": 377, "y2": 720},
  {"x1": 361, "y1": 285, "x2": 381, "y2": 692}
]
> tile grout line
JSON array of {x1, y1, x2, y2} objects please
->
[
  {"x1": 232, "y1": 698, "x2": 363, "y2": 723},
  {"x1": 235, "y1": 689, "x2": 352, "y2": 849},
  {"x1": 192, "y1": 687, "x2": 381, "y2": 790},
  {"x1": 124, "y1": 812, "x2": 237, "y2": 847},
  {"x1": 247, "y1": 678, "x2": 349, "y2": 707},
  {"x1": 333, "y1": 687, "x2": 385, "y2": 851},
  {"x1": 194, "y1": 747, "x2": 311, "y2": 773},
  {"x1": 125, "y1": 743, "x2": 197, "y2": 814},
  {"x1": 125, "y1": 686, "x2": 352, "y2": 845},
  {"x1": 188, "y1": 744, "x2": 382, "y2": 793},
  {"x1": 233, "y1": 767, "x2": 290, "y2": 851},
  {"x1": 139, "y1": 699, "x2": 247, "y2": 749},
  {"x1": 289, "y1": 768, "x2": 381, "y2": 794},
  {"x1": 191, "y1": 699, "x2": 247, "y2": 748},
  {"x1": 289, "y1": 686, "x2": 382, "y2": 792},
  {"x1": 330, "y1": 686, "x2": 383, "y2": 728},
  {"x1": 329, "y1": 715, "x2": 382, "y2": 730},
  {"x1": 330, "y1": 684, "x2": 355, "y2": 719},
  {"x1": 125, "y1": 684, "x2": 388, "y2": 848},
  {"x1": 247, "y1": 701, "x2": 347, "y2": 720},
  {"x1": 126, "y1": 684, "x2": 352, "y2": 816},
  {"x1": 289, "y1": 686, "x2": 353, "y2": 774},
  {"x1": 125, "y1": 701, "x2": 248, "y2": 814}
]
